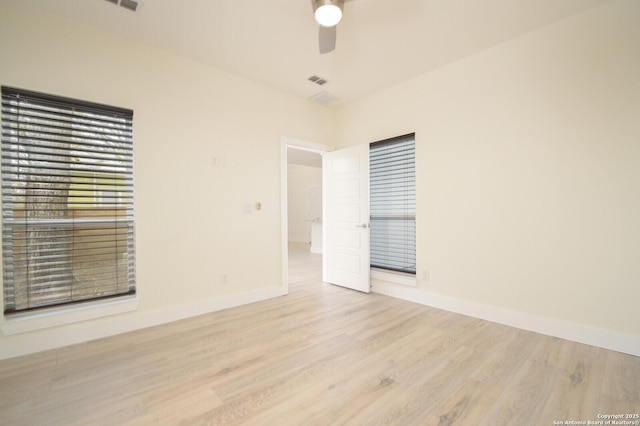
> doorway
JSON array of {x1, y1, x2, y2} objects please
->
[{"x1": 280, "y1": 137, "x2": 332, "y2": 295}]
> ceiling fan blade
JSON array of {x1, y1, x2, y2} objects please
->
[{"x1": 319, "y1": 25, "x2": 337, "y2": 54}]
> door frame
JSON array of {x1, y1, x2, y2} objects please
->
[{"x1": 280, "y1": 136, "x2": 333, "y2": 295}]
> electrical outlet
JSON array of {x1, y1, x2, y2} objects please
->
[
  {"x1": 222, "y1": 274, "x2": 229, "y2": 285},
  {"x1": 422, "y1": 271, "x2": 430, "y2": 282}
]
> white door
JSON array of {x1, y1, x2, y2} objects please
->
[{"x1": 322, "y1": 144, "x2": 370, "y2": 293}]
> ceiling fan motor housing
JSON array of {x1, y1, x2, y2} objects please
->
[{"x1": 313, "y1": 0, "x2": 345, "y2": 27}]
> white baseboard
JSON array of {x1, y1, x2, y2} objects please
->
[
  {"x1": 5, "y1": 283, "x2": 637, "y2": 360},
  {"x1": 0, "y1": 287, "x2": 283, "y2": 360},
  {"x1": 372, "y1": 281, "x2": 640, "y2": 357}
]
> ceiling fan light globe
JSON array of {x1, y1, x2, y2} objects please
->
[{"x1": 314, "y1": 3, "x2": 343, "y2": 27}]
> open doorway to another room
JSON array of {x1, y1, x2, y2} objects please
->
[{"x1": 281, "y1": 138, "x2": 331, "y2": 295}]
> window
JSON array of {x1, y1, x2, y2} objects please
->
[
  {"x1": 1, "y1": 86, "x2": 135, "y2": 314},
  {"x1": 369, "y1": 134, "x2": 416, "y2": 274}
]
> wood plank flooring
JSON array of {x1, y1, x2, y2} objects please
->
[{"x1": 1, "y1": 242, "x2": 638, "y2": 425}]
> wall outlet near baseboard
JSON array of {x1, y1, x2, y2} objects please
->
[{"x1": 422, "y1": 271, "x2": 430, "y2": 282}]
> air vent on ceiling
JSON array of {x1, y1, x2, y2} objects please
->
[
  {"x1": 308, "y1": 91, "x2": 340, "y2": 105},
  {"x1": 308, "y1": 75, "x2": 328, "y2": 86},
  {"x1": 105, "y1": 0, "x2": 140, "y2": 12},
  {"x1": 120, "y1": 0, "x2": 138, "y2": 12}
]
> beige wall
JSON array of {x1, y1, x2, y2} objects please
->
[
  {"x1": 336, "y1": 0, "x2": 640, "y2": 345},
  {"x1": 0, "y1": 2, "x2": 334, "y2": 358}
]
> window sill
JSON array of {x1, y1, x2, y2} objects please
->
[
  {"x1": 371, "y1": 268, "x2": 416, "y2": 287},
  {"x1": 1, "y1": 296, "x2": 138, "y2": 335}
]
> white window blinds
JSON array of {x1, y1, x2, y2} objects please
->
[
  {"x1": 369, "y1": 134, "x2": 416, "y2": 274},
  {"x1": 1, "y1": 86, "x2": 135, "y2": 313}
]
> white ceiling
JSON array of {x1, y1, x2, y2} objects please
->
[
  {"x1": 288, "y1": 147, "x2": 323, "y2": 168},
  {"x1": 15, "y1": 0, "x2": 610, "y2": 106}
]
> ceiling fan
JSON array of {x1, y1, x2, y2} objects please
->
[{"x1": 311, "y1": 0, "x2": 355, "y2": 54}]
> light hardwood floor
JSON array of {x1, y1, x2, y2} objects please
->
[{"x1": 1, "y1": 243, "x2": 639, "y2": 425}]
